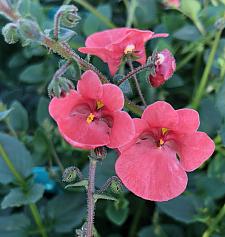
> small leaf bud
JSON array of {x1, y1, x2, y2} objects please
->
[
  {"x1": 62, "y1": 166, "x2": 77, "y2": 182},
  {"x1": 2, "y1": 23, "x2": 19, "y2": 44}
]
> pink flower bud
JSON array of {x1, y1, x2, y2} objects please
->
[
  {"x1": 164, "y1": 0, "x2": 180, "y2": 8},
  {"x1": 149, "y1": 49, "x2": 176, "y2": 88}
]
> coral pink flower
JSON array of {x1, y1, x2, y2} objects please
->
[
  {"x1": 164, "y1": 0, "x2": 180, "y2": 8},
  {"x1": 49, "y1": 70, "x2": 135, "y2": 150},
  {"x1": 149, "y1": 49, "x2": 176, "y2": 88},
  {"x1": 79, "y1": 28, "x2": 168, "y2": 76},
  {"x1": 116, "y1": 101, "x2": 215, "y2": 201}
]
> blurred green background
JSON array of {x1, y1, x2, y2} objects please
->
[{"x1": 0, "y1": 0, "x2": 225, "y2": 236}]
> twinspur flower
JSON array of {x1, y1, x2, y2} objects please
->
[
  {"x1": 79, "y1": 28, "x2": 168, "y2": 76},
  {"x1": 49, "y1": 70, "x2": 135, "y2": 150},
  {"x1": 149, "y1": 49, "x2": 176, "y2": 88},
  {"x1": 116, "y1": 101, "x2": 215, "y2": 202}
]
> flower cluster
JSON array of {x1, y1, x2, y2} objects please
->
[{"x1": 49, "y1": 28, "x2": 215, "y2": 202}]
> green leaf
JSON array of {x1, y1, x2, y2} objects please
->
[
  {"x1": 173, "y1": 24, "x2": 201, "y2": 41},
  {"x1": 19, "y1": 62, "x2": 54, "y2": 84},
  {"x1": 0, "y1": 213, "x2": 30, "y2": 231},
  {"x1": 46, "y1": 193, "x2": 86, "y2": 233},
  {"x1": 0, "y1": 133, "x2": 33, "y2": 184},
  {"x1": 138, "y1": 224, "x2": 184, "y2": 237},
  {"x1": 199, "y1": 97, "x2": 223, "y2": 137},
  {"x1": 0, "y1": 230, "x2": 28, "y2": 237},
  {"x1": 135, "y1": 0, "x2": 158, "y2": 28},
  {"x1": 180, "y1": 0, "x2": 201, "y2": 21},
  {"x1": 9, "y1": 101, "x2": 28, "y2": 131},
  {"x1": 106, "y1": 199, "x2": 129, "y2": 226},
  {"x1": 65, "y1": 180, "x2": 88, "y2": 190},
  {"x1": 36, "y1": 97, "x2": 50, "y2": 125},
  {"x1": 0, "y1": 109, "x2": 12, "y2": 122},
  {"x1": 94, "y1": 194, "x2": 118, "y2": 202},
  {"x1": 1, "y1": 183, "x2": 45, "y2": 209},
  {"x1": 208, "y1": 154, "x2": 225, "y2": 181},
  {"x1": 157, "y1": 195, "x2": 202, "y2": 224},
  {"x1": 83, "y1": 4, "x2": 112, "y2": 36},
  {"x1": 216, "y1": 81, "x2": 225, "y2": 118}
]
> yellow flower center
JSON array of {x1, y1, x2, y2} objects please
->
[
  {"x1": 96, "y1": 100, "x2": 104, "y2": 110},
  {"x1": 124, "y1": 44, "x2": 135, "y2": 55},
  {"x1": 159, "y1": 139, "x2": 164, "y2": 146},
  {"x1": 161, "y1": 128, "x2": 168, "y2": 135},
  {"x1": 86, "y1": 113, "x2": 95, "y2": 124}
]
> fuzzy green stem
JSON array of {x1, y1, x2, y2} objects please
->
[
  {"x1": 72, "y1": 0, "x2": 116, "y2": 28},
  {"x1": 191, "y1": 29, "x2": 222, "y2": 109},
  {"x1": 0, "y1": 144, "x2": 48, "y2": 237},
  {"x1": 86, "y1": 158, "x2": 97, "y2": 237},
  {"x1": 202, "y1": 204, "x2": 225, "y2": 237}
]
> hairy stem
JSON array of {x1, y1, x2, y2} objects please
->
[
  {"x1": 191, "y1": 29, "x2": 222, "y2": 109},
  {"x1": 52, "y1": 60, "x2": 72, "y2": 81},
  {"x1": 0, "y1": 144, "x2": 48, "y2": 237},
  {"x1": 53, "y1": 10, "x2": 62, "y2": 40},
  {"x1": 202, "y1": 204, "x2": 225, "y2": 237},
  {"x1": 128, "y1": 59, "x2": 147, "y2": 107},
  {"x1": 87, "y1": 158, "x2": 97, "y2": 237}
]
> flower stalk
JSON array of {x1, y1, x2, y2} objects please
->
[{"x1": 86, "y1": 158, "x2": 97, "y2": 237}]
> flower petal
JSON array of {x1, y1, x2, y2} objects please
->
[
  {"x1": 108, "y1": 111, "x2": 135, "y2": 148},
  {"x1": 57, "y1": 115, "x2": 110, "y2": 149},
  {"x1": 116, "y1": 142, "x2": 187, "y2": 201},
  {"x1": 102, "y1": 84, "x2": 124, "y2": 111},
  {"x1": 142, "y1": 101, "x2": 178, "y2": 129},
  {"x1": 176, "y1": 109, "x2": 200, "y2": 133},
  {"x1": 49, "y1": 90, "x2": 82, "y2": 121},
  {"x1": 177, "y1": 132, "x2": 215, "y2": 172},
  {"x1": 77, "y1": 70, "x2": 103, "y2": 100}
]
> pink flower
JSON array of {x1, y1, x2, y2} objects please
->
[
  {"x1": 149, "y1": 49, "x2": 176, "y2": 88},
  {"x1": 49, "y1": 70, "x2": 135, "y2": 150},
  {"x1": 164, "y1": 0, "x2": 180, "y2": 8},
  {"x1": 116, "y1": 101, "x2": 215, "y2": 201},
  {"x1": 79, "y1": 28, "x2": 168, "y2": 76}
]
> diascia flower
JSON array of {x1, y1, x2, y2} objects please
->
[
  {"x1": 79, "y1": 28, "x2": 168, "y2": 76},
  {"x1": 49, "y1": 70, "x2": 135, "y2": 150},
  {"x1": 164, "y1": 0, "x2": 180, "y2": 8},
  {"x1": 116, "y1": 101, "x2": 215, "y2": 202},
  {"x1": 149, "y1": 49, "x2": 176, "y2": 88}
]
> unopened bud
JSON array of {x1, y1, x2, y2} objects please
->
[
  {"x1": 57, "y1": 5, "x2": 81, "y2": 28},
  {"x1": 17, "y1": 19, "x2": 43, "y2": 43},
  {"x1": 48, "y1": 77, "x2": 74, "y2": 98},
  {"x1": 2, "y1": 23, "x2": 19, "y2": 44},
  {"x1": 62, "y1": 166, "x2": 77, "y2": 182},
  {"x1": 110, "y1": 179, "x2": 123, "y2": 194},
  {"x1": 90, "y1": 147, "x2": 107, "y2": 161}
]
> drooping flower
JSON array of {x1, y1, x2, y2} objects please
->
[
  {"x1": 149, "y1": 49, "x2": 176, "y2": 88},
  {"x1": 164, "y1": 0, "x2": 180, "y2": 8},
  {"x1": 79, "y1": 28, "x2": 168, "y2": 76},
  {"x1": 49, "y1": 70, "x2": 135, "y2": 150},
  {"x1": 116, "y1": 101, "x2": 215, "y2": 202}
]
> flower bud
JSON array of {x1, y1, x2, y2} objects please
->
[
  {"x1": 57, "y1": 5, "x2": 81, "y2": 28},
  {"x1": 48, "y1": 77, "x2": 74, "y2": 98},
  {"x1": 149, "y1": 49, "x2": 176, "y2": 88},
  {"x1": 110, "y1": 178, "x2": 123, "y2": 194},
  {"x1": 163, "y1": 0, "x2": 180, "y2": 8},
  {"x1": 90, "y1": 147, "x2": 107, "y2": 161},
  {"x1": 62, "y1": 166, "x2": 77, "y2": 182},
  {"x1": 17, "y1": 19, "x2": 43, "y2": 43},
  {"x1": 2, "y1": 23, "x2": 19, "y2": 44}
]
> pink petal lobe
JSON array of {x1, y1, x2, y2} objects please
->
[
  {"x1": 78, "y1": 47, "x2": 110, "y2": 62},
  {"x1": 102, "y1": 84, "x2": 124, "y2": 111},
  {"x1": 177, "y1": 132, "x2": 215, "y2": 172},
  {"x1": 116, "y1": 143, "x2": 187, "y2": 201},
  {"x1": 108, "y1": 111, "x2": 135, "y2": 148},
  {"x1": 49, "y1": 90, "x2": 82, "y2": 121},
  {"x1": 57, "y1": 115, "x2": 110, "y2": 149},
  {"x1": 77, "y1": 70, "x2": 103, "y2": 100},
  {"x1": 176, "y1": 109, "x2": 200, "y2": 133},
  {"x1": 142, "y1": 101, "x2": 178, "y2": 129}
]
